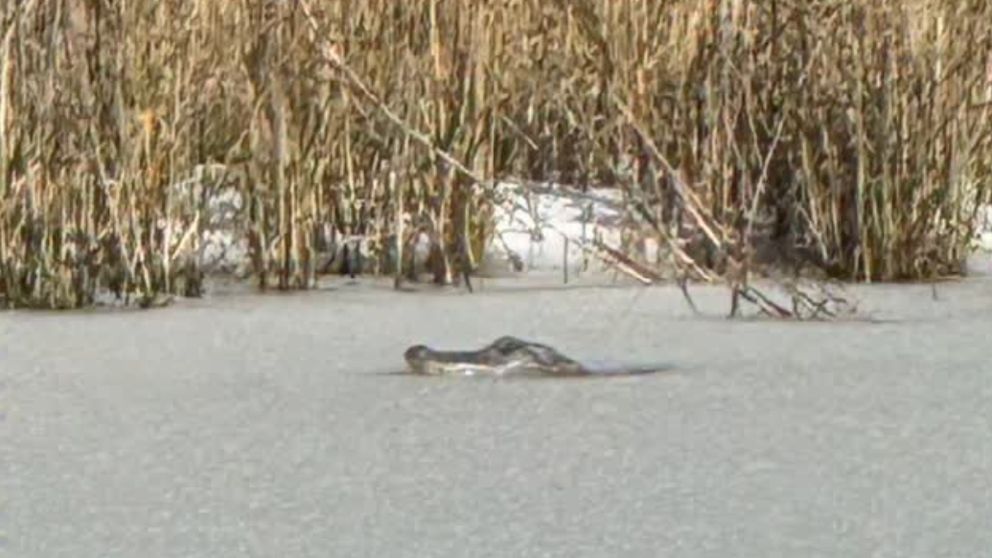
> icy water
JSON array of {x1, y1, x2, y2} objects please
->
[{"x1": 1, "y1": 263, "x2": 991, "y2": 558}]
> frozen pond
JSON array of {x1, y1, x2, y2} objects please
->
[{"x1": 2, "y1": 263, "x2": 991, "y2": 558}]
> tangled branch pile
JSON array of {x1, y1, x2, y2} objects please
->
[{"x1": 1, "y1": 0, "x2": 990, "y2": 310}]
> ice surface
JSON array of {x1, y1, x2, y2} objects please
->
[{"x1": 1, "y1": 270, "x2": 991, "y2": 558}]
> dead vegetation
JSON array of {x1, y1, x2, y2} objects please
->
[{"x1": 1, "y1": 0, "x2": 990, "y2": 314}]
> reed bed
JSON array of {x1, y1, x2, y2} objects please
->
[{"x1": 1, "y1": 0, "x2": 990, "y2": 310}]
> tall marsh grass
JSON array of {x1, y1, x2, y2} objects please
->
[{"x1": 1, "y1": 0, "x2": 990, "y2": 309}]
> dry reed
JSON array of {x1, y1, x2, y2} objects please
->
[{"x1": 1, "y1": 0, "x2": 989, "y2": 311}]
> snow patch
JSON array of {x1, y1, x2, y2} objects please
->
[
  {"x1": 162, "y1": 169, "x2": 991, "y2": 280},
  {"x1": 167, "y1": 164, "x2": 250, "y2": 275},
  {"x1": 480, "y1": 183, "x2": 636, "y2": 276},
  {"x1": 973, "y1": 204, "x2": 992, "y2": 252}
]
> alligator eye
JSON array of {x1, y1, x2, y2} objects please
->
[{"x1": 404, "y1": 345, "x2": 429, "y2": 360}]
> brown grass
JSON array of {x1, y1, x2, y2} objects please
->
[{"x1": 1, "y1": 0, "x2": 990, "y2": 309}]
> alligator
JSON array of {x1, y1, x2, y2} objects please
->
[{"x1": 403, "y1": 336, "x2": 668, "y2": 377}]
